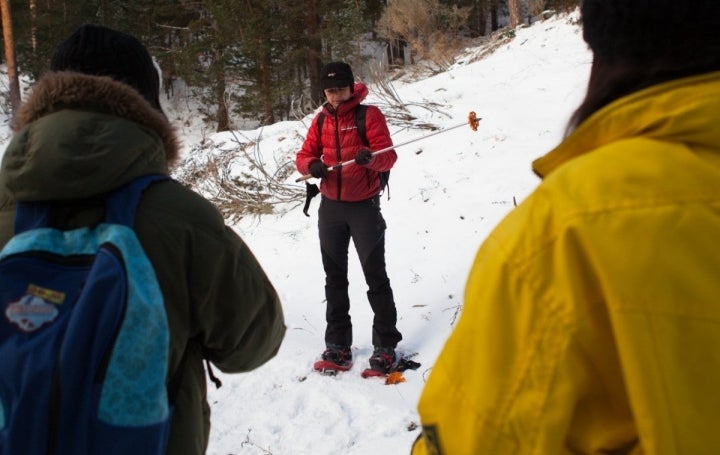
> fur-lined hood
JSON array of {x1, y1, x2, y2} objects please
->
[
  {"x1": 12, "y1": 71, "x2": 179, "y2": 164},
  {"x1": 1, "y1": 72, "x2": 179, "y2": 202}
]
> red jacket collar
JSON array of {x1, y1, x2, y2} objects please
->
[{"x1": 323, "y1": 82, "x2": 369, "y2": 117}]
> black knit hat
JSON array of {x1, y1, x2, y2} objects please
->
[
  {"x1": 50, "y1": 24, "x2": 163, "y2": 113},
  {"x1": 320, "y1": 61, "x2": 354, "y2": 90},
  {"x1": 581, "y1": 0, "x2": 720, "y2": 63}
]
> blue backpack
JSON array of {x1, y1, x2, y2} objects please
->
[{"x1": 0, "y1": 174, "x2": 173, "y2": 454}]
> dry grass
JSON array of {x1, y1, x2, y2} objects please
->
[
  {"x1": 376, "y1": 0, "x2": 470, "y2": 71},
  {"x1": 174, "y1": 134, "x2": 304, "y2": 222}
]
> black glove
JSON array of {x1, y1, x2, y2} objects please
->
[
  {"x1": 309, "y1": 160, "x2": 328, "y2": 179},
  {"x1": 355, "y1": 149, "x2": 373, "y2": 166}
]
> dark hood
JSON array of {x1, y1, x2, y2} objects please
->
[{"x1": 1, "y1": 71, "x2": 179, "y2": 202}]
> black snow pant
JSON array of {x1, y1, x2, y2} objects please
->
[{"x1": 318, "y1": 195, "x2": 402, "y2": 349}]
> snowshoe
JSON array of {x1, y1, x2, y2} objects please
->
[
  {"x1": 361, "y1": 347, "x2": 396, "y2": 378},
  {"x1": 361, "y1": 350, "x2": 422, "y2": 380},
  {"x1": 314, "y1": 346, "x2": 352, "y2": 375}
]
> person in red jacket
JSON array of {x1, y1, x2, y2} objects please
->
[{"x1": 296, "y1": 61, "x2": 402, "y2": 373}]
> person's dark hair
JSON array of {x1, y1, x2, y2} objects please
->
[
  {"x1": 567, "y1": 0, "x2": 720, "y2": 133},
  {"x1": 567, "y1": 57, "x2": 720, "y2": 133}
]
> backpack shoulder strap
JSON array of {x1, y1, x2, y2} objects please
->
[
  {"x1": 355, "y1": 104, "x2": 369, "y2": 147},
  {"x1": 316, "y1": 111, "x2": 325, "y2": 139},
  {"x1": 355, "y1": 104, "x2": 391, "y2": 199},
  {"x1": 13, "y1": 174, "x2": 169, "y2": 234},
  {"x1": 316, "y1": 106, "x2": 367, "y2": 145},
  {"x1": 105, "y1": 174, "x2": 169, "y2": 226}
]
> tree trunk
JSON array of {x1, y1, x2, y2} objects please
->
[
  {"x1": 215, "y1": 81, "x2": 229, "y2": 132},
  {"x1": 508, "y1": 0, "x2": 521, "y2": 28},
  {"x1": 304, "y1": 0, "x2": 323, "y2": 104},
  {"x1": 29, "y1": 0, "x2": 37, "y2": 52},
  {"x1": 213, "y1": 46, "x2": 230, "y2": 132},
  {"x1": 1, "y1": 0, "x2": 22, "y2": 115},
  {"x1": 260, "y1": 50, "x2": 275, "y2": 125},
  {"x1": 490, "y1": 0, "x2": 499, "y2": 31},
  {"x1": 474, "y1": 0, "x2": 488, "y2": 36}
]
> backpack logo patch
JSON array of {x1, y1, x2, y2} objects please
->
[{"x1": 5, "y1": 285, "x2": 63, "y2": 332}]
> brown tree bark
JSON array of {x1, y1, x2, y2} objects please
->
[
  {"x1": 29, "y1": 0, "x2": 37, "y2": 52},
  {"x1": 213, "y1": 45, "x2": 230, "y2": 132},
  {"x1": 1, "y1": 0, "x2": 22, "y2": 115},
  {"x1": 304, "y1": 0, "x2": 323, "y2": 104},
  {"x1": 508, "y1": 0, "x2": 521, "y2": 28},
  {"x1": 490, "y1": 0, "x2": 499, "y2": 31},
  {"x1": 259, "y1": 49, "x2": 275, "y2": 125}
]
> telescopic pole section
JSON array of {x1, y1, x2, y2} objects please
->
[{"x1": 295, "y1": 111, "x2": 481, "y2": 182}]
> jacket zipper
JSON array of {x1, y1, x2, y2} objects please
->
[{"x1": 333, "y1": 111, "x2": 342, "y2": 200}]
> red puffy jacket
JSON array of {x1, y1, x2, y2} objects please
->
[{"x1": 296, "y1": 82, "x2": 397, "y2": 201}]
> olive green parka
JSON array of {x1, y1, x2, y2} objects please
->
[{"x1": 0, "y1": 72, "x2": 286, "y2": 454}]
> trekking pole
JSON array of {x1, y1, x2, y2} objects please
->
[{"x1": 295, "y1": 111, "x2": 481, "y2": 183}]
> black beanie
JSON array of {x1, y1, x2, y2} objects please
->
[
  {"x1": 320, "y1": 62, "x2": 354, "y2": 90},
  {"x1": 581, "y1": 1, "x2": 720, "y2": 63},
  {"x1": 50, "y1": 24, "x2": 163, "y2": 113}
]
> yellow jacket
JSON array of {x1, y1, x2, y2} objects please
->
[{"x1": 413, "y1": 72, "x2": 720, "y2": 455}]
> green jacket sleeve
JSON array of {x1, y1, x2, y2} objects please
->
[
  {"x1": 192, "y1": 224, "x2": 286, "y2": 372},
  {"x1": 136, "y1": 181, "x2": 286, "y2": 375}
]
